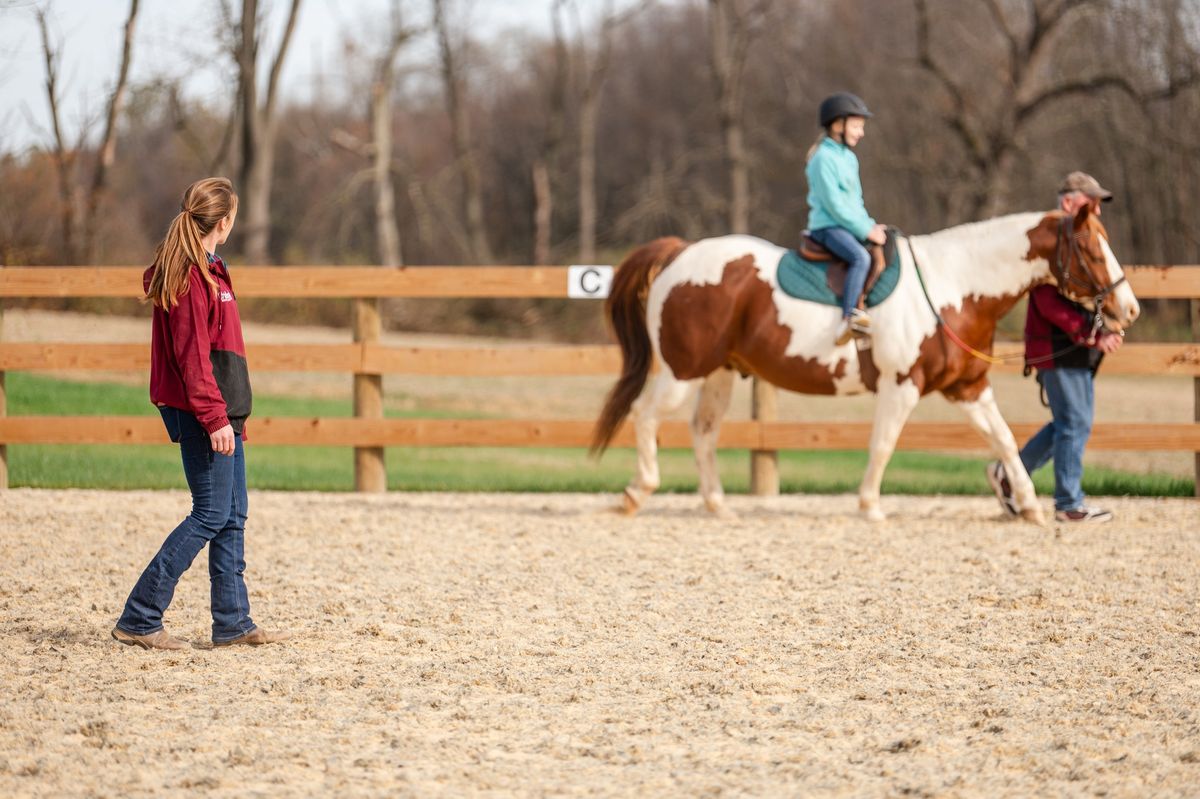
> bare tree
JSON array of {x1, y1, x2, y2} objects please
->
[
  {"x1": 432, "y1": 0, "x2": 493, "y2": 263},
  {"x1": 227, "y1": 0, "x2": 303, "y2": 263},
  {"x1": 34, "y1": 5, "x2": 78, "y2": 262},
  {"x1": 572, "y1": 0, "x2": 648, "y2": 264},
  {"x1": 531, "y1": 0, "x2": 569, "y2": 265},
  {"x1": 915, "y1": 0, "x2": 1199, "y2": 218},
  {"x1": 168, "y1": 81, "x2": 239, "y2": 175},
  {"x1": 83, "y1": 0, "x2": 140, "y2": 262},
  {"x1": 32, "y1": 0, "x2": 141, "y2": 264},
  {"x1": 707, "y1": 0, "x2": 770, "y2": 234},
  {"x1": 370, "y1": 2, "x2": 420, "y2": 267}
]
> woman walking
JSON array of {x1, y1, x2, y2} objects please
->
[{"x1": 112, "y1": 177, "x2": 287, "y2": 650}]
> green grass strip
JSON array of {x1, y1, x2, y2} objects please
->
[{"x1": 3, "y1": 373, "x2": 1191, "y2": 496}]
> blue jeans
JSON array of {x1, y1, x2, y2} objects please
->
[
  {"x1": 117, "y1": 407, "x2": 255, "y2": 642},
  {"x1": 1019, "y1": 368, "x2": 1094, "y2": 511},
  {"x1": 811, "y1": 226, "x2": 871, "y2": 318}
]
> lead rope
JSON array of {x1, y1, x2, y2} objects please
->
[
  {"x1": 901, "y1": 232, "x2": 1112, "y2": 367},
  {"x1": 903, "y1": 234, "x2": 1008, "y2": 365}
]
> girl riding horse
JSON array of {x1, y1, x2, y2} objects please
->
[{"x1": 805, "y1": 92, "x2": 890, "y2": 345}]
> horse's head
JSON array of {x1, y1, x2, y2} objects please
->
[{"x1": 1024, "y1": 205, "x2": 1140, "y2": 331}]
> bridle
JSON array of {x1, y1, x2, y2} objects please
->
[{"x1": 1051, "y1": 214, "x2": 1127, "y2": 337}]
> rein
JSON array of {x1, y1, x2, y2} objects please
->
[{"x1": 902, "y1": 222, "x2": 1119, "y2": 367}]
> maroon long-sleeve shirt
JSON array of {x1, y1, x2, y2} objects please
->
[
  {"x1": 145, "y1": 257, "x2": 252, "y2": 434},
  {"x1": 1023, "y1": 284, "x2": 1104, "y2": 372}
]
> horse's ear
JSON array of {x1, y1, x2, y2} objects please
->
[
  {"x1": 1073, "y1": 202, "x2": 1091, "y2": 228},
  {"x1": 1024, "y1": 214, "x2": 1058, "y2": 261}
]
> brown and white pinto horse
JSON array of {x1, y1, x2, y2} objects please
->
[{"x1": 591, "y1": 205, "x2": 1140, "y2": 523}]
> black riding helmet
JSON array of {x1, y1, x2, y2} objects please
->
[{"x1": 819, "y1": 92, "x2": 873, "y2": 128}]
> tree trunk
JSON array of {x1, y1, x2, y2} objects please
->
[
  {"x1": 243, "y1": 131, "x2": 274, "y2": 263},
  {"x1": 532, "y1": 158, "x2": 552, "y2": 265},
  {"x1": 724, "y1": 119, "x2": 749, "y2": 233},
  {"x1": 980, "y1": 134, "x2": 1017, "y2": 219},
  {"x1": 82, "y1": 0, "x2": 140, "y2": 263},
  {"x1": 433, "y1": 0, "x2": 493, "y2": 263},
  {"x1": 372, "y1": 79, "x2": 402, "y2": 268},
  {"x1": 235, "y1": 0, "x2": 303, "y2": 265},
  {"x1": 708, "y1": 0, "x2": 754, "y2": 234},
  {"x1": 238, "y1": 0, "x2": 263, "y2": 261},
  {"x1": 534, "y1": 0, "x2": 568, "y2": 267},
  {"x1": 578, "y1": 95, "x2": 599, "y2": 264},
  {"x1": 462, "y1": 142, "x2": 492, "y2": 263},
  {"x1": 36, "y1": 8, "x2": 78, "y2": 263}
]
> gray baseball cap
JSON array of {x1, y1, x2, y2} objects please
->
[{"x1": 1058, "y1": 171, "x2": 1113, "y2": 201}]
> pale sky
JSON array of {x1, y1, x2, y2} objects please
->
[{"x1": 0, "y1": 0, "x2": 617, "y2": 153}]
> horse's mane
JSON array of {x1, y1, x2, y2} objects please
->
[{"x1": 913, "y1": 211, "x2": 1050, "y2": 247}]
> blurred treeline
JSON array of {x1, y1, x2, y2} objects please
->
[{"x1": 2, "y1": 0, "x2": 1197, "y2": 341}]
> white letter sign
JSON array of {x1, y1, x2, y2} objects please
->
[{"x1": 567, "y1": 265, "x2": 613, "y2": 299}]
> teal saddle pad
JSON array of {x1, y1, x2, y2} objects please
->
[{"x1": 776, "y1": 238, "x2": 901, "y2": 308}]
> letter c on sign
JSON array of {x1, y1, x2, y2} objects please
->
[
  {"x1": 567, "y1": 265, "x2": 613, "y2": 299},
  {"x1": 580, "y1": 268, "x2": 601, "y2": 295}
]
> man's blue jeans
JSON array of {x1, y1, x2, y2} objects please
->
[
  {"x1": 1019, "y1": 367, "x2": 1094, "y2": 511},
  {"x1": 810, "y1": 226, "x2": 871, "y2": 318},
  {"x1": 116, "y1": 407, "x2": 255, "y2": 642}
]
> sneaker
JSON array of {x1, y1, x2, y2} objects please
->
[
  {"x1": 835, "y1": 310, "x2": 871, "y2": 345},
  {"x1": 985, "y1": 461, "x2": 1019, "y2": 518},
  {"x1": 1054, "y1": 506, "x2": 1114, "y2": 523}
]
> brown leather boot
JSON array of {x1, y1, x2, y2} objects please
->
[
  {"x1": 213, "y1": 627, "x2": 290, "y2": 647},
  {"x1": 111, "y1": 626, "x2": 190, "y2": 651}
]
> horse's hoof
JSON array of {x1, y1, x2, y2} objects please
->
[
  {"x1": 705, "y1": 501, "x2": 735, "y2": 520},
  {"x1": 1020, "y1": 505, "x2": 1047, "y2": 526},
  {"x1": 619, "y1": 488, "x2": 642, "y2": 516},
  {"x1": 862, "y1": 506, "x2": 886, "y2": 523}
]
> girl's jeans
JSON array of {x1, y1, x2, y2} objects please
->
[
  {"x1": 1019, "y1": 367, "x2": 1094, "y2": 511},
  {"x1": 811, "y1": 226, "x2": 871, "y2": 318},
  {"x1": 116, "y1": 406, "x2": 255, "y2": 642}
]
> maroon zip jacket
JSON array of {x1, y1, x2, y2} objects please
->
[
  {"x1": 1024, "y1": 284, "x2": 1103, "y2": 372},
  {"x1": 144, "y1": 256, "x2": 252, "y2": 434}
]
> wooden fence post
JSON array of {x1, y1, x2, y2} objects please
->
[
  {"x1": 353, "y1": 297, "x2": 386, "y2": 492},
  {"x1": 1193, "y1": 298, "x2": 1199, "y2": 497},
  {"x1": 0, "y1": 301, "x2": 6, "y2": 490},
  {"x1": 749, "y1": 377, "x2": 778, "y2": 495}
]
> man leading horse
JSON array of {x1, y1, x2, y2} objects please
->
[{"x1": 987, "y1": 172, "x2": 1128, "y2": 524}]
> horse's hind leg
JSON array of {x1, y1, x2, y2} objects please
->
[
  {"x1": 859, "y1": 377, "x2": 921, "y2": 522},
  {"x1": 691, "y1": 368, "x2": 735, "y2": 516},
  {"x1": 622, "y1": 371, "x2": 694, "y2": 514},
  {"x1": 949, "y1": 385, "x2": 1046, "y2": 525}
]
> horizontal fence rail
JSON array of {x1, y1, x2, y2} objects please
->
[
  {"x1": 2, "y1": 342, "x2": 1198, "y2": 376},
  {"x1": 1, "y1": 264, "x2": 1197, "y2": 493},
  {"x1": 2, "y1": 265, "x2": 1199, "y2": 298},
  {"x1": 1, "y1": 417, "x2": 1197, "y2": 451}
]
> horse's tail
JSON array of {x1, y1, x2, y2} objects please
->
[{"x1": 590, "y1": 236, "x2": 690, "y2": 456}]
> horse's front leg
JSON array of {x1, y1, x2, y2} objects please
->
[
  {"x1": 859, "y1": 378, "x2": 921, "y2": 522},
  {"x1": 949, "y1": 385, "x2": 1046, "y2": 525},
  {"x1": 622, "y1": 372, "x2": 693, "y2": 514},
  {"x1": 691, "y1": 368, "x2": 735, "y2": 517}
]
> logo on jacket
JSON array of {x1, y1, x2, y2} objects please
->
[{"x1": 219, "y1": 290, "x2": 234, "y2": 302}]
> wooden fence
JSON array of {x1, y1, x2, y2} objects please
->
[{"x1": 1, "y1": 265, "x2": 1198, "y2": 493}]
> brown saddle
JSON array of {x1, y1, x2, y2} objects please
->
[{"x1": 798, "y1": 232, "x2": 888, "y2": 310}]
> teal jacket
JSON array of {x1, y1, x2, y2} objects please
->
[{"x1": 805, "y1": 136, "x2": 875, "y2": 241}]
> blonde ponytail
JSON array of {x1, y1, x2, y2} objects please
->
[
  {"x1": 147, "y1": 177, "x2": 238, "y2": 309},
  {"x1": 805, "y1": 131, "x2": 828, "y2": 164}
]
